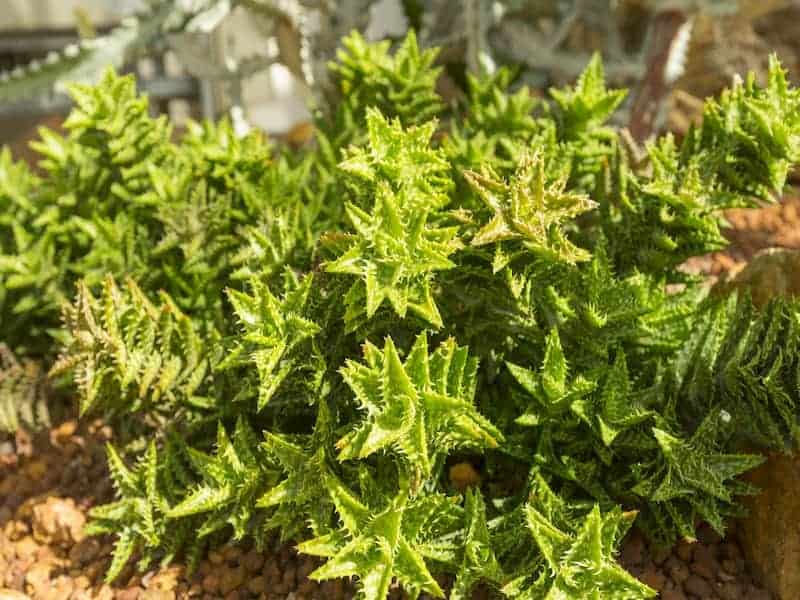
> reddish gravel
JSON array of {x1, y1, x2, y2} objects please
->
[
  {"x1": 619, "y1": 523, "x2": 772, "y2": 600},
  {"x1": 0, "y1": 405, "x2": 776, "y2": 599},
  {"x1": 0, "y1": 418, "x2": 364, "y2": 600},
  {"x1": 682, "y1": 193, "x2": 800, "y2": 280}
]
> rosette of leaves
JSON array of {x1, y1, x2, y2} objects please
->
[
  {"x1": 464, "y1": 150, "x2": 597, "y2": 265},
  {"x1": 256, "y1": 397, "x2": 337, "y2": 541},
  {"x1": 536, "y1": 240, "x2": 699, "y2": 368},
  {"x1": 221, "y1": 271, "x2": 322, "y2": 411},
  {"x1": 177, "y1": 118, "x2": 273, "y2": 200},
  {"x1": 0, "y1": 67, "x2": 316, "y2": 359},
  {"x1": 684, "y1": 55, "x2": 800, "y2": 205},
  {"x1": 505, "y1": 324, "x2": 764, "y2": 546},
  {"x1": 297, "y1": 472, "x2": 447, "y2": 600},
  {"x1": 0, "y1": 344, "x2": 51, "y2": 434},
  {"x1": 145, "y1": 119, "x2": 314, "y2": 323},
  {"x1": 600, "y1": 57, "x2": 800, "y2": 276},
  {"x1": 229, "y1": 201, "x2": 314, "y2": 287},
  {"x1": 50, "y1": 276, "x2": 213, "y2": 419},
  {"x1": 416, "y1": 488, "x2": 505, "y2": 600},
  {"x1": 598, "y1": 138, "x2": 728, "y2": 275},
  {"x1": 0, "y1": 70, "x2": 172, "y2": 357},
  {"x1": 548, "y1": 53, "x2": 627, "y2": 192},
  {"x1": 325, "y1": 110, "x2": 461, "y2": 331},
  {"x1": 336, "y1": 333, "x2": 502, "y2": 488},
  {"x1": 33, "y1": 68, "x2": 172, "y2": 215},
  {"x1": 0, "y1": 149, "x2": 67, "y2": 355},
  {"x1": 311, "y1": 29, "x2": 446, "y2": 231},
  {"x1": 549, "y1": 53, "x2": 627, "y2": 143},
  {"x1": 632, "y1": 410, "x2": 764, "y2": 546},
  {"x1": 502, "y1": 497, "x2": 655, "y2": 599},
  {"x1": 327, "y1": 29, "x2": 443, "y2": 132},
  {"x1": 31, "y1": 70, "x2": 172, "y2": 292},
  {"x1": 506, "y1": 328, "x2": 650, "y2": 496},
  {"x1": 166, "y1": 417, "x2": 280, "y2": 545},
  {"x1": 86, "y1": 440, "x2": 202, "y2": 583},
  {"x1": 338, "y1": 107, "x2": 453, "y2": 211},
  {"x1": 445, "y1": 67, "x2": 547, "y2": 183},
  {"x1": 668, "y1": 294, "x2": 800, "y2": 450}
]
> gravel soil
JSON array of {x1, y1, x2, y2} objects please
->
[
  {"x1": 2, "y1": 194, "x2": 798, "y2": 600},
  {"x1": 682, "y1": 194, "x2": 800, "y2": 279}
]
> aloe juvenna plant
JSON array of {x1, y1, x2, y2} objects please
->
[{"x1": 2, "y1": 30, "x2": 800, "y2": 599}]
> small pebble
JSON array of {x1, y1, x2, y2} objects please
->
[{"x1": 685, "y1": 573, "x2": 714, "y2": 597}]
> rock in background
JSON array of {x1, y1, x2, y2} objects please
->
[{"x1": 738, "y1": 452, "x2": 800, "y2": 600}]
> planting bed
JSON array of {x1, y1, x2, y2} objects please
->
[
  {"x1": 3, "y1": 191, "x2": 797, "y2": 600},
  {"x1": 0, "y1": 413, "x2": 775, "y2": 600},
  {"x1": 1, "y1": 27, "x2": 800, "y2": 599}
]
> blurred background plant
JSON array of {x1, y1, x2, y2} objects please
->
[{"x1": 1, "y1": 0, "x2": 800, "y2": 154}]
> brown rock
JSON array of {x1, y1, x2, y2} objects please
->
[
  {"x1": 246, "y1": 576, "x2": 266, "y2": 595},
  {"x1": 241, "y1": 551, "x2": 264, "y2": 573},
  {"x1": 714, "y1": 248, "x2": 800, "y2": 307},
  {"x1": 23, "y1": 562, "x2": 52, "y2": 594},
  {"x1": 72, "y1": 575, "x2": 90, "y2": 591},
  {"x1": 221, "y1": 545, "x2": 241, "y2": 564},
  {"x1": 147, "y1": 567, "x2": 182, "y2": 592},
  {"x1": 640, "y1": 566, "x2": 667, "y2": 591},
  {"x1": 0, "y1": 590, "x2": 30, "y2": 600},
  {"x1": 140, "y1": 590, "x2": 174, "y2": 600},
  {"x1": 696, "y1": 524, "x2": 723, "y2": 545},
  {"x1": 69, "y1": 537, "x2": 101, "y2": 566},
  {"x1": 719, "y1": 542, "x2": 742, "y2": 562},
  {"x1": 718, "y1": 581, "x2": 744, "y2": 600},
  {"x1": 200, "y1": 575, "x2": 219, "y2": 594},
  {"x1": 668, "y1": 559, "x2": 690, "y2": 585},
  {"x1": 661, "y1": 589, "x2": 687, "y2": 600},
  {"x1": 31, "y1": 497, "x2": 86, "y2": 546},
  {"x1": 115, "y1": 588, "x2": 141, "y2": 600},
  {"x1": 718, "y1": 569, "x2": 737, "y2": 583},
  {"x1": 448, "y1": 462, "x2": 481, "y2": 491},
  {"x1": 263, "y1": 559, "x2": 280, "y2": 583},
  {"x1": 721, "y1": 558, "x2": 742, "y2": 576},
  {"x1": 92, "y1": 585, "x2": 115, "y2": 600},
  {"x1": 0, "y1": 476, "x2": 18, "y2": 499},
  {"x1": 743, "y1": 585, "x2": 772, "y2": 600},
  {"x1": 651, "y1": 544, "x2": 672, "y2": 565},
  {"x1": 739, "y1": 451, "x2": 800, "y2": 600},
  {"x1": 675, "y1": 539, "x2": 695, "y2": 562},
  {"x1": 14, "y1": 536, "x2": 38, "y2": 560},
  {"x1": 691, "y1": 544, "x2": 718, "y2": 581},
  {"x1": 685, "y1": 574, "x2": 713, "y2": 597},
  {"x1": 48, "y1": 576, "x2": 75, "y2": 599},
  {"x1": 50, "y1": 421, "x2": 77, "y2": 445},
  {"x1": 620, "y1": 531, "x2": 646, "y2": 566},
  {"x1": 281, "y1": 565, "x2": 297, "y2": 587},
  {"x1": 297, "y1": 579, "x2": 316, "y2": 595},
  {"x1": 23, "y1": 460, "x2": 47, "y2": 482},
  {"x1": 85, "y1": 559, "x2": 110, "y2": 583},
  {"x1": 297, "y1": 557, "x2": 316, "y2": 580},
  {"x1": 219, "y1": 566, "x2": 245, "y2": 594}
]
